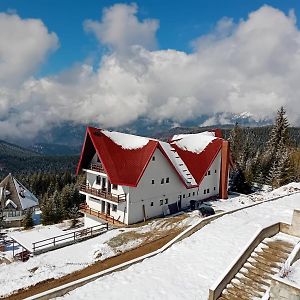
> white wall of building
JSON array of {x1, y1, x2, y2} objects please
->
[
  {"x1": 83, "y1": 148, "x2": 222, "y2": 225},
  {"x1": 127, "y1": 149, "x2": 221, "y2": 224}
]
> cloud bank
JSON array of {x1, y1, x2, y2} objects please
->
[{"x1": 0, "y1": 4, "x2": 300, "y2": 140}]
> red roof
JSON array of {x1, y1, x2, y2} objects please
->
[
  {"x1": 76, "y1": 127, "x2": 158, "y2": 187},
  {"x1": 170, "y1": 138, "x2": 223, "y2": 185},
  {"x1": 77, "y1": 127, "x2": 227, "y2": 188}
]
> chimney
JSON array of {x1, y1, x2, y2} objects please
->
[{"x1": 219, "y1": 140, "x2": 230, "y2": 199}]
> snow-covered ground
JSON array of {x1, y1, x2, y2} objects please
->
[
  {"x1": 211, "y1": 183, "x2": 300, "y2": 212},
  {"x1": 288, "y1": 259, "x2": 300, "y2": 286},
  {"x1": 59, "y1": 183, "x2": 300, "y2": 300},
  {"x1": 0, "y1": 211, "x2": 198, "y2": 297}
]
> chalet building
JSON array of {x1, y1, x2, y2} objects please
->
[
  {"x1": 0, "y1": 174, "x2": 39, "y2": 227},
  {"x1": 77, "y1": 127, "x2": 230, "y2": 226}
]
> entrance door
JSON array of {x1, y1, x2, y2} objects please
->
[
  {"x1": 102, "y1": 177, "x2": 106, "y2": 191},
  {"x1": 178, "y1": 195, "x2": 182, "y2": 210},
  {"x1": 106, "y1": 202, "x2": 111, "y2": 215},
  {"x1": 101, "y1": 201, "x2": 105, "y2": 213}
]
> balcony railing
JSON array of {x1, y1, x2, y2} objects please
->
[
  {"x1": 90, "y1": 163, "x2": 106, "y2": 173},
  {"x1": 80, "y1": 203, "x2": 123, "y2": 225},
  {"x1": 80, "y1": 184, "x2": 126, "y2": 203}
]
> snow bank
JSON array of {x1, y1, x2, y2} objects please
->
[
  {"x1": 102, "y1": 130, "x2": 150, "y2": 150},
  {"x1": 172, "y1": 131, "x2": 216, "y2": 154},
  {"x1": 288, "y1": 259, "x2": 300, "y2": 286},
  {"x1": 61, "y1": 191, "x2": 300, "y2": 300}
]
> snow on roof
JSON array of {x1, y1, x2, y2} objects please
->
[
  {"x1": 102, "y1": 130, "x2": 150, "y2": 150},
  {"x1": 159, "y1": 141, "x2": 197, "y2": 186},
  {"x1": 10, "y1": 226, "x2": 64, "y2": 252},
  {"x1": 171, "y1": 131, "x2": 217, "y2": 154},
  {"x1": 5, "y1": 199, "x2": 17, "y2": 209},
  {"x1": 13, "y1": 178, "x2": 39, "y2": 210}
]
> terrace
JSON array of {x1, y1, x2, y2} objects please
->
[
  {"x1": 80, "y1": 203, "x2": 124, "y2": 226},
  {"x1": 79, "y1": 184, "x2": 126, "y2": 203}
]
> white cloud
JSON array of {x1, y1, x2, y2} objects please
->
[
  {"x1": 1, "y1": 5, "x2": 300, "y2": 140},
  {"x1": 84, "y1": 3, "x2": 159, "y2": 52},
  {"x1": 0, "y1": 13, "x2": 58, "y2": 86}
]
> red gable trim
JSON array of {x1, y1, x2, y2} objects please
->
[
  {"x1": 77, "y1": 127, "x2": 158, "y2": 187},
  {"x1": 77, "y1": 126, "x2": 226, "y2": 189},
  {"x1": 171, "y1": 138, "x2": 223, "y2": 185}
]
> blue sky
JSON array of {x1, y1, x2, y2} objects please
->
[
  {"x1": 1, "y1": 0, "x2": 299, "y2": 76},
  {"x1": 1, "y1": 1, "x2": 300, "y2": 139}
]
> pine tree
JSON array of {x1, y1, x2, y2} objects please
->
[
  {"x1": 264, "y1": 107, "x2": 294, "y2": 188},
  {"x1": 228, "y1": 122, "x2": 243, "y2": 163},
  {"x1": 22, "y1": 209, "x2": 34, "y2": 229},
  {"x1": 264, "y1": 107, "x2": 290, "y2": 170},
  {"x1": 69, "y1": 205, "x2": 80, "y2": 228}
]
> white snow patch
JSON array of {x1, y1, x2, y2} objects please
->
[
  {"x1": 60, "y1": 186, "x2": 300, "y2": 300},
  {"x1": 172, "y1": 131, "x2": 216, "y2": 154},
  {"x1": 288, "y1": 259, "x2": 300, "y2": 286},
  {"x1": 102, "y1": 130, "x2": 150, "y2": 150}
]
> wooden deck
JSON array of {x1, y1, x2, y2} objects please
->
[
  {"x1": 80, "y1": 204, "x2": 124, "y2": 226},
  {"x1": 80, "y1": 185, "x2": 126, "y2": 203}
]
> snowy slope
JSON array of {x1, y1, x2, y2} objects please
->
[{"x1": 61, "y1": 184, "x2": 300, "y2": 300}]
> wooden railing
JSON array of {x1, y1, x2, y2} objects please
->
[
  {"x1": 80, "y1": 203, "x2": 122, "y2": 225},
  {"x1": 80, "y1": 184, "x2": 126, "y2": 203},
  {"x1": 90, "y1": 163, "x2": 106, "y2": 173},
  {"x1": 32, "y1": 223, "x2": 108, "y2": 254}
]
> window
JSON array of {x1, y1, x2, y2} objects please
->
[
  {"x1": 165, "y1": 198, "x2": 168, "y2": 204},
  {"x1": 160, "y1": 199, "x2": 163, "y2": 206},
  {"x1": 207, "y1": 188, "x2": 210, "y2": 193},
  {"x1": 150, "y1": 202, "x2": 154, "y2": 206},
  {"x1": 166, "y1": 177, "x2": 169, "y2": 183},
  {"x1": 193, "y1": 192, "x2": 195, "y2": 196},
  {"x1": 161, "y1": 178, "x2": 164, "y2": 184},
  {"x1": 96, "y1": 175, "x2": 101, "y2": 185},
  {"x1": 208, "y1": 170, "x2": 211, "y2": 175},
  {"x1": 214, "y1": 187, "x2": 216, "y2": 191},
  {"x1": 215, "y1": 169, "x2": 217, "y2": 173},
  {"x1": 204, "y1": 189, "x2": 206, "y2": 194},
  {"x1": 188, "y1": 193, "x2": 191, "y2": 197},
  {"x1": 112, "y1": 204, "x2": 117, "y2": 212},
  {"x1": 152, "y1": 156, "x2": 155, "y2": 161},
  {"x1": 183, "y1": 194, "x2": 185, "y2": 198},
  {"x1": 152, "y1": 179, "x2": 155, "y2": 184},
  {"x1": 112, "y1": 184, "x2": 118, "y2": 190}
]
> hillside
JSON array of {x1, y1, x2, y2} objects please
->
[{"x1": 0, "y1": 140, "x2": 78, "y2": 178}]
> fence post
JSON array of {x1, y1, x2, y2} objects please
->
[
  {"x1": 91, "y1": 227, "x2": 93, "y2": 236},
  {"x1": 106, "y1": 223, "x2": 108, "y2": 230},
  {"x1": 74, "y1": 231, "x2": 76, "y2": 242},
  {"x1": 53, "y1": 237, "x2": 56, "y2": 247}
]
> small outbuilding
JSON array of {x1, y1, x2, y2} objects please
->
[{"x1": 0, "y1": 174, "x2": 39, "y2": 227}]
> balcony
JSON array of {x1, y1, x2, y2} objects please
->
[
  {"x1": 89, "y1": 163, "x2": 106, "y2": 173},
  {"x1": 80, "y1": 184, "x2": 126, "y2": 203},
  {"x1": 80, "y1": 203, "x2": 123, "y2": 225}
]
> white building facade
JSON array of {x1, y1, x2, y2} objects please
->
[{"x1": 77, "y1": 127, "x2": 230, "y2": 226}]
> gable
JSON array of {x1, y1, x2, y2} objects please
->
[
  {"x1": 77, "y1": 127, "x2": 158, "y2": 187},
  {"x1": 170, "y1": 138, "x2": 223, "y2": 185}
]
